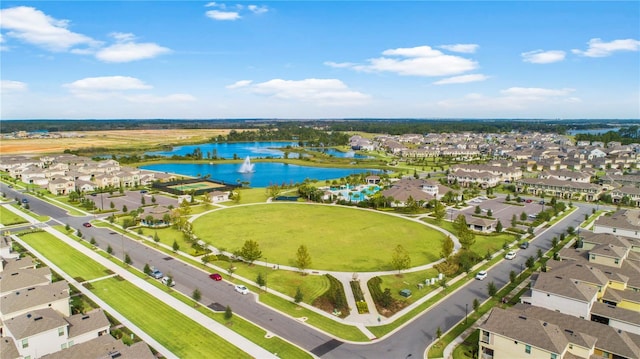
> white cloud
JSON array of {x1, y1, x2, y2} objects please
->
[
  {"x1": 572, "y1": 38, "x2": 640, "y2": 57},
  {"x1": 124, "y1": 93, "x2": 197, "y2": 103},
  {"x1": 0, "y1": 6, "x2": 99, "y2": 52},
  {"x1": 63, "y1": 76, "x2": 194, "y2": 103},
  {"x1": 327, "y1": 45, "x2": 477, "y2": 77},
  {"x1": 521, "y1": 50, "x2": 566, "y2": 64},
  {"x1": 324, "y1": 61, "x2": 357, "y2": 68},
  {"x1": 233, "y1": 78, "x2": 370, "y2": 105},
  {"x1": 439, "y1": 44, "x2": 479, "y2": 53},
  {"x1": 206, "y1": 10, "x2": 241, "y2": 21},
  {"x1": 438, "y1": 87, "x2": 579, "y2": 112},
  {"x1": 433, "y1": 74, "x2": 489, "y2": 85},
  {"x1": 64, "y1": 76, "x2": 152, "y2": 98},
  {"x1": 501, "y1": 87, "x2": 574, "y2": 97},
  {"x1": 248, "y1": 5, "x2": 269, "y2": 14},
  {"x1": 94, "y1": 32, "x2": 171, "y2": 62},
  {"x1": 1, "y1": 80, "x2": 28, "y2": 93},
  {"x1": 226, "y1": 80, "x2": 253, "y2": 89}
]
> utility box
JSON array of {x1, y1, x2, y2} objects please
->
[{"x1": 399, "y1": 289, "x2": 412, "y2": 298}]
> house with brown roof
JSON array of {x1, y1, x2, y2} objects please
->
[
  {"x1": 593, "y1": 209, "x2": 640, "y2": 239},
  {"x1": 516, "y1": 177, "x2": 603, "y2": 202}
]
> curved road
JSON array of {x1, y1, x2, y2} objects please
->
[{"x1": 3, "y1": 184, "x2": 594, "y2": 358}]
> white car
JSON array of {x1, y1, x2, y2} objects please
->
[
  {"x1": 475, "y1": 270, "x2": 488, "y2": 280},
  {"x1": 234, "y1": 284, "x2": 249, "y2": 295},
  {"x1": 161, "y1": 276, "x2": 175, "y2": 287},
  {"x1": 505, "y1": 251, "x2": 516, "y2": 260}
]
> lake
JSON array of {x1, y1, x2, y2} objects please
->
[
  {"x1": 141, "y1": 162, "x2": 382, "y2": 188},
  {"x1": 567, "y1": 127, "x2": 621, "y2": 135}
]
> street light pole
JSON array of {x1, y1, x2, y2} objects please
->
[{"x1": 465, "y1": 303, "x2": 468, "y2": 324}]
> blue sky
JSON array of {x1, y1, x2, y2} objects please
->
[{"x1": 1, "y1": 1, "x2": 639, "y2": 119}]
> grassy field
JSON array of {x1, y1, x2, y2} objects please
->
[
  {"x1": 0, "y1": 206, "x2": 28, "y2": 225},
  {"x1": 423, "y1": 218, "x2": 518, "y2": 257},
  {"x1": 89, "y1": 278, "x2": 251, "y2": 359},
  {"x1": 211, "y1": 260, "x2": 330, "y2": 304},
  {"x1": 0, "y1": 129, "x2": 239, "y2": 155},
  {"x1": 193, "y1": 203, "x2": 447, "y2": 271},
  {"x1": 374, "y1": 267, "x2": 439, "y2": 303},
  {"x1": 19, "y1": 231, "x2": 113, "y2": 282}
]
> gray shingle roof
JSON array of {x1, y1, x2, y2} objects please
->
[
  {"x1": 1, "y1": 280, "x2": 69, "y2": 317},
  {"x1": 66, "y1": 308, "x2": 110, "y2": 339},
  {"x1": 4, "y1": 308, "x2": 67, "y2": 339},
  {"x1": 532, "y1": 272, "x2": 598, "y2": 302},
  {"x1": 40, "y1": 335, "x2": 155, "y2": 359},
  {"x1": 0, "y1": 267, "x2": 51, "y2": 294}
]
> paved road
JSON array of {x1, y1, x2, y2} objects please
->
[{"x1": 3, "y1": 184, "x2": 594, "y2": 358}]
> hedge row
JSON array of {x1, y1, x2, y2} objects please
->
[{"x1": 350, "y1": 281, "x2": 365, "y2": 302}]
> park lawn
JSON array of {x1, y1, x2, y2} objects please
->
[
  {"x1": 89, "y1": 277, "x2": 251, "y2": 359},
  {"x1": 0, "y1": 206, "x2": 28, "y2": 225},
  {"x1": 194, "y1": 203, "x2": 446, "y2": 272},
  {"x1": 19, "y1": 231, "x2": 112, "y2": 282},
  {"x1": 224, "y1": 187, "x2": 269, "y2": 205},
  {"x1": 422, "y1": 218, "x2": 517, "y2": 258},
  {"x1": 259, "y1": 292, "x2": 370, "y2": 342},
  {"x1": 210, "y1": 260, "x2": 330, "y2": 304},
  {"x1": 453, "y1": 329, "x2": 479, "y2": 359},
  {"x1": 374, "y1": 268, "x2": 439, "y2": 303}
]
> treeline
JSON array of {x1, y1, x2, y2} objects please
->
[
  {"x1": 327, "y1": 120, "x2": 571, "y2": 135},
  {"x1": 217, "y1": 124, "x2": 350, "y2": 147},
  {"x1": 575, "y1": 126, "x2": 640, "y2": 145}
]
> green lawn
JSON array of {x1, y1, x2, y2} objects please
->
[
  {"x1": 224, "y1": 187, "x2": 270, "y2": 205},
  {"x1": 374, "y1": 268, "x2": 439, "y2": 303},
  {"x1": 89, "y1": 278, "x2": 251, "y2": 359},
  {"x1": 19, "y1": 231, "x2": 113, "y2": 282},
  {"x1": 212, "y1": 260, "x2": 330, "y2": 304},
  {"x1": 194, "y1": 204, "x2": 447, "y2": 271},
  {"x1": 0, "y1": 206, "x2": 28, "y2": 225},
  {"x1": 423, "y1": 218, "x2": 517, "y2": 257}
]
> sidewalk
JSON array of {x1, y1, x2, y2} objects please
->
[{"x1": 6, "y1": 204, "x2": 277, "y2": 359}]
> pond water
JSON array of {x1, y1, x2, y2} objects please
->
[
  {"x1": 146, "y1": 141, "x2": 299, "y2": 159},
  {"x1": 567, "y1": 127, "x2": 621, "y2": 135},
  {"x1": 308, "y1": 148, "x2": 371, "y2": 159},
  {"x1": 140, "y1": 162, "x2": 382, "y2": 188}
]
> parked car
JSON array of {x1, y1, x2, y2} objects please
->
[
  {"x1": 505, "y1": 251, "x2": 516, "y2": 260},
  {"x1": 525, "y1": 199, "x2": 533, "y2": 203},
  {"x1": 475, "y1": 270, "x2": 488, "y2": 280},
  {"x1": 234, "y1": 284, "x2": 249, "y2": 294},
  {"x1": 520, "y1": 241, "x2": 530, "y2": 249},
  {"x1": 161, "y1": 276, "x2": 175, "y2": 287},
  {"x1": 528, "y1": 214, "x2": 537, "y2": 219},
  {"x1": 21, "y1": 198, "x2": 29, "y2": 204},
  {"x1": 539, "y1": 200, "x2": 545, "y2": 205},
  {"x1": 150, "y1": 269, "x2": 164, "y2": 279},
  {"x1": 209, "y1": 273, "x2": 222, "y2": 281},
  {"x1": 83, "y1": 222, "x2": 92, "y2": 227}
]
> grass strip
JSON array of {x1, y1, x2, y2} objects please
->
[
  {"x1": 0, "y1": 206, "x2": 28, "y2": 225},
  {"x1": 19, "y1": 231, "x2": 112, "y2": 281}
]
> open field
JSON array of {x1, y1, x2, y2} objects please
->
[
  {"x1": 19, "y1": 231, "x2": 114, "y2": 282},
  {"x1": 0, "y1": 206, "x2": 28, "y2": 226},
  {"x1": 0, "y1": 129, "x2": 240, "y2": 155},
  {"x1": 193, "y1": 203, "x2": 447, "y2": 272},
  {"x1": 90, "y1": 277, "x2": 251, "y2": 359}
]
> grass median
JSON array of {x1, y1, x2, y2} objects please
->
[{"x1": 0, "y1": 206, "x2": 28, "y2": 225}]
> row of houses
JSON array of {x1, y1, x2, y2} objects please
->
[
  {"x1": 478, "y1": 210, "x2": 640, "y2": 359},
  {"x1": 0, "y1": 154, "x2": 175, "y2": 195},
  {"x1": 0, "y1": 237, "x2": 154, "y2": 359}
]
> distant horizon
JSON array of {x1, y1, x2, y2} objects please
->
[{"x1": 1, "y1": 118, "x2": 639, "y2": 122}]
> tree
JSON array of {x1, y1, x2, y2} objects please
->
[
  {"x1": 76, "y1": 229, "x2": 83, "y2": 238},
  {"x1": 151, "y1": 195, "x2": 156, "y2": 204},
  {"x1": 107, "y1": 245, "x2": 113, "y2": 254},
  {"x1": 141, "y1": 196, "x2": 146, "y2": 205},
  {"x1": 240, "y1": 240, "x2": 262, "y2": 264},
  {"x1": 256, "y1": 273, "x2": 266, "y2": 288},
  {"x1": 294, "y1": 287, "x2": 304, "y2": 303},
  {"x1": 227, "y1": 264, "x2": 236, "y2": 278},
  {"x1": 433, "y1": 200, "x2": 446, "y2": 221},
  {"x1": 391, "y1": 244, "x2": 411, "y2": 273},
  {"x1": 487, "y1": 209, "x2": 493, "y2": 217},
  {"x1": 526, "y1": 256, "x2": 535, "y2": 269},
  {"x1": 65, "y1": 223, "x2": 70, "y2": 231},
  {"x1": 154, "y1": 232, "x2": 160, "y2": 245},
  {"x1": 537, "y1": 248, "x2": 543, "y2": 259},
  {"x1": 567, "y1": 226, "x2": 575, "y2": 235},
  {"x1": 296, "y1": 245, "x2": 312, "y2": 272},
  {"x1": 381, "y1": 288, "x2": 393, "y2": 308},
  {"x1": 90, "y1": 237, "x2": 96, "y2": 245},
  {"x1": 520, "y1": 211, "x2": 527, "y2": 221},
  {"x1": 495, "y1": 220, "x2": 503, "y2": 233},
  {"x1": 439, "y1": 278, "x2": 448, "y2": 294},
  {"x1": 124, "y1": 253, "x2": 132, "y2": 266},
  {"x1": 172, "y1": 240, "x2": 179, "y2": 252},
  {"x1": 164, "y1": 275, "x2": 174, "y2": 288},
  {"x1": 454, "y1": 215, "x2": 475, "y2": 250},
  {"x1": 122, "y1": 205, "x2": 128, "y2": 213},
  {"x1": 191, "y1": 288, "x2": 201, "y2": 306},
  {"x1": 506, "y1": 193, "x2": 511, "y2": 202},
  {"x1": 144, "y1": 263, "x2": 151, "y2": 275},
  {"x1": 441, "y1": 236, "x2": 454, "y2": 259},
  {"x1": 511, "y1": 214, "x2": 517, "y2": 227},
  {"x1": 224, "y1": 305, "x2": 233, "y2": 320},
  {"x1": 551, "y1": 237, "x2": 558, "y2": 249},
  {"x1": 436, "y1": 326, "x2": 442, "y2": 339},
  {"x1": 475, "y1": 205, "x2": 481, "y2": 214},
  {"x1": 509, "y1": 270, "x2": 517, "y2": 283},
  {"x1": 473, "y1": 298, "x2": 480, "y2": 312},
  {"x1": 487, "y1": 281, "x2": 497, "y2": 297}
]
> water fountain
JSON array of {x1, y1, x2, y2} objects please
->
[{"x1": 238, "y1": 156, "x2": 255, "y2": 173}]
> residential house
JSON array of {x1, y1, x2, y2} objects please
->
[
  {"x1": 39, "y1": 333, "x2": 155, "y2": 359},
  {"x1": 539, "y1": 169, "x2": 591, "y2": 183},
  {"x1": 48, "y1": 177, "x2": 75, "y2": 195},
  {"x1": 611, "y1": 186, "x2": 640, "y2": 207},
  {"x1": 448, "y1": 169, "x2": 500, "y2": 188},
  {"x1": 516, "y1": 177, "x2": 603, "y2": 201},
  {"x1": 593, "y1": 210, "x2": 640, "y2": 239}
]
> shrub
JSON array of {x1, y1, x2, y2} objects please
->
[{"x1": 316, "y1": 274, "x2": 349, "y2": 315}]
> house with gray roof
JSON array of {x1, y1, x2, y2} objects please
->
[
  {"x1": 40, "y1": 333, "x2": 155, "y2": 359},
  {"x1": 594, "y1": 209, "x2": 640, "y2": 239}
]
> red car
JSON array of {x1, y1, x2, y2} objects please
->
[
  {"x1": 209, "y1": 273, "x2": 222, "y2": 281},
  {"x1": 83, "y1": 222, "x2": 92, "y2": 227},
  {"x1": 525, "y1": 199, "x2": 533, "y2": 203}
]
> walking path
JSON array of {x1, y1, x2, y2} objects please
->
[{"x1": 5, "y1": 203, "x2": 278, "y2": 359}]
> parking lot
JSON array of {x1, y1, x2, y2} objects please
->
[
  {"x1": 90, "y1": 190, "x2": 178, "y2": 214},
  {"x1": 448, "y1": 194, "x2": 546, "y2": 230}
]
